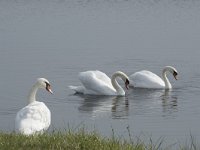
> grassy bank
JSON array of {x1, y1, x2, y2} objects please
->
[
  {"x1": 0, "y1": 129, "x2": 197, "y2": 150},
  {"x1": 0, "y1": 129, "x2": 144, "y2": 150}
]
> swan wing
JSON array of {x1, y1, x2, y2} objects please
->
[
  {"x1": 78, "y1": 70, "x2": 116, "y2": 95},
  {"x1": 130, "y1": 70, "x2": 165, "y2": 88},
  {"x1": 15, "y1": 101, "x2": 51, "y2": 135}
]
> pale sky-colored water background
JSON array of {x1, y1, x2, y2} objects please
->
[{"x1": 0, "y1": 0, "x2": 200, "y2": 148}]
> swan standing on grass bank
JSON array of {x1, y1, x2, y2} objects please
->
[
  {"x1": 15, "y1": 78, "x2": 53, "y2": 135},
  {"x1": 69, "y1": 71, "x2": 130, "y2": 96},
  {"x1": 129, "y1": 66, "x2": 178, "y2": 89}
]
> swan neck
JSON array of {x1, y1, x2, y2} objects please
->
[
  {"x1": 111, "y1": 73, "x2": 125, "y2": 95},
  {"x1": 162, "y1": 69, "x2": 172, "y2": 89},
  {"x1": 28, "y1": 84, "x2": 38, "y2": 104}
]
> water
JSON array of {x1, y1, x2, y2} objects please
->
[{"x1": 1, "y1": 0, "x2": 200, "y2": 147}]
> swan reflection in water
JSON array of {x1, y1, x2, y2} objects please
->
[
  {"x1": 77, "y1": 94, "x2": 129, "y2": 119},
  {"x1": 161, "y1": 89, "x2": 178, "y2": 117},
  {"x1": 74, "y1": 88, "x2": 178, "y2": 119},
  {"x1": 128, "y1": 88, "x2": 178, "y2": 117}
]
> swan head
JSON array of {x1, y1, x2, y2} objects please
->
[
  {"x1": 125, "y1": 79, "x2": 130, "y2": 89},
  {"x1": 164, "y1": 66, "x2": 178, "y2": 80},
  {"x1": 173, "y1": 71, "x2": 178, "y2": 80},
  {"x1": 36, "y1": 78, "x2": 53, "y2": 94},
  {"x1": 114, "y1": 71, "x2": 130, "y2": 90}
]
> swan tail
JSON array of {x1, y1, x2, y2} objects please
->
[{"x1": 68, "y1": 86, "x2": 85, "y2": 94}]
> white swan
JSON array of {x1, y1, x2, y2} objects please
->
[
  {"x1": 129, "y1": 66, "x2": 178, "y2": 89},
  {"x1": 69, "y1": 70, "x2": 130, "y2": 96},
  {"x1": 15, "y1": 78, "x2": 53, "y2": 135}
]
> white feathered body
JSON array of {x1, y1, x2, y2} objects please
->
[
  {"x1": 69, "y1": 70, "x2": 118, "y2": 95},
  {"x1": 15, "y1": 101, "x2": 51, "y2": 135},
  {"x1": 129, "y1": 70, "x2": 165, "y2": 89}
]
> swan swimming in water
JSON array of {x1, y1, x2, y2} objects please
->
[
  {"x1": 15, "y1": 78, "x2": 53, "y2": 135},
  {"x1": 69, "y1": 70, "x2": 130, "y2": 96},
  {"x1": 129, "y1": 66, "x2": 178, "y2": 89}
]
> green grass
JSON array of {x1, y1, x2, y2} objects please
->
[
  {"x1": 0, "y1": 129, "x2": 198, "y2": 150},
  {"x1": 0, "y1": 129, "x2": 144, "y2": 150}
]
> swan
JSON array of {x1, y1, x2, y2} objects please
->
[
  {"x1": 69, "y1": 70, "x2": 130, "y2": 96},
  {"x1": 129, "y1": 66, "x2": 178, "y2": 89},
  {"x1": 15, "y1": 78, "x2": 53, "y2": 135}
]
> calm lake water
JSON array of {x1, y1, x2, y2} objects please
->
[{"x1": 1, "y1": 0, "x2": 200, "y2": 148}]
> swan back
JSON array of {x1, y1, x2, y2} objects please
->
[
  {"x1": 15, "y1": 101, "x2": 51, "y2": 135},
  {"x1": 78, "y1": 70, "x2": 116, "y2": 95},
  {"x1": 79, "y1": 71, "x2": 112, "y2": 89},
  {"x1": 130, "y1": 70, "x2": 165, "y2": 88}
]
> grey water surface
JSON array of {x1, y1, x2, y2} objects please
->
[{"x1": 1, "y1": 0, "x2": 200, "y2": 147}]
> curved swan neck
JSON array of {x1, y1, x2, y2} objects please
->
[
  {"x1": 162, "y1": 68, "x2": 172, "y2": 89},
  {"x1": 111, "y1": 72, "x2": 126, "y2": 95},
  {"x1": 28, "y1": 84, "x2": 38, "y2": 104}
]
